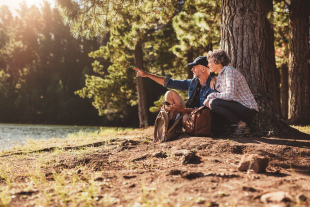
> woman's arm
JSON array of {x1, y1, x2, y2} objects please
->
[{"x1": 206, "y1": 67, "x2": 237, "y2": 102}]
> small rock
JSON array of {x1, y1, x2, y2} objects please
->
[
  {"x1": 131, "y1": 154, "x2": 149, "y2": 162},
  {"x1": 16, "y1": 190, "x2": 38, "y2": 196},
  {"x1": 196, "y1": 197, "x2": 206, "y2": 204},
  {"x1": 123, "y1": 175, "x2": 136, "y2": 179},
  {"x1": 174, "y1": 149, "x2": 191, "y2": 156},
  {"x1": 206, "y1": 202, "x2": 219, "y2": 207},
  {"x1": 76, "y1": 169, "x2": 82, "y2": 174},
  {"x1": 182, "y1": 151, "x2": 202, "y2": 165},
  {"x1": 260, "y1": 191, "x2": 293, "y2": 204},
  {"x1": 238, "y1": 154, "x2": 269, "y2": 173},
  {"x1": 120, "y1": 140, "x2": 140, "y2": 146},
  {"x1": 231, "y1": 145, "x2": 245, "y2": 154},
  {"x1": 296, "y1": 193, "x2": 307, "y2": 204},
  {"x1": 152, "y1": 151, "x2": 167, "y2": 158},
  {"x1": 94, "y1": 177, "x2": 104, "y2": 181},
  {"x1": 181, "y1": 172, "x2": 204, "y2": 180},
  {"x1": 168, "y1": 169, "x2": 182, "y2": 175},
  {"x1": 242, "y1": 186, "x2": 257, "y2": 192}
]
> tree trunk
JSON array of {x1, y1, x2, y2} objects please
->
[
  {"x1": 135, "y1": 43, "x2": 149, "y2": 128},
  {"x1": 187, "y1": 48, "x2": 193, "y2": 79},
  {"x1": 221, "y1": 0, "x2": 289, "y2": 136},
  {"x1": 280, "y1": 63, "x2": 288, "y2": 120},
  {"x1": 288, "y1": 0, "x2": 310, "y2": 125}
]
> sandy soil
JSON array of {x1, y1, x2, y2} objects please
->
[{"x1": 3, "y1": 127, "x2": 310, "y2": 207}]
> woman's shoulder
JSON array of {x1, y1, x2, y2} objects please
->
[
  {"x1": 223, "y1": 65, "x2": 236, "y2": 71},
  {"x1": 221, "y1": 65, "x2": 236, "y2": 75},
  {"x1": 223, "y1": 66, "x2": 244, "y2": 76}
]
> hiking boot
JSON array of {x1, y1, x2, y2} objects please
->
[{"x1": 231, "y1": 122, "x2": 247, "y2": 137}]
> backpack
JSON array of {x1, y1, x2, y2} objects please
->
[
  {"x1": 154, "y1": 106, "x2": 183, "y2": 142},
  {"x1": 184, "y1": 106, "x2": 211, "y2": 136}
]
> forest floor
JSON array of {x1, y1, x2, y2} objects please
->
[{"x1": 0, "y1": 126, "x2": 310, "y2": 207}]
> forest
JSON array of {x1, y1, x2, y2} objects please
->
[{"x1": 0, "y1": 0, "x2": 309, "y2": 133}]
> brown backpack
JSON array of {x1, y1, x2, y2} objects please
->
[
  {"x1": 184, "y1": 106, "x2": 211, "y2": 136},
  {"x1": 154, "y1": 106, "x2": 183, "y2": 142}
]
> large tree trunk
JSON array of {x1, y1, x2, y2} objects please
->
[
  {"x1": 221, "y1": 0, "x2": 288, "y2": 136},
  {"x1": 288, "y1": 0, "x2": 310, "y2": 125},
  {"x1": 135, "y1": 43, "x2": 149, "y2": 128},
  {"x1": 187, "y1": 48, "x2": 193, "y2": 79},
  {"x1": 280, "y1": 63, "x2": 289, "y2": 120}
]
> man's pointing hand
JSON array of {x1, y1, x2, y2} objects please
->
[{"x1": 133, "y1": 67, "x2": 148, "y2": 77}]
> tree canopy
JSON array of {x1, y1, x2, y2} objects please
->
[{"x1": 0, "y1": 0, "x2": 309, "y2": 129}]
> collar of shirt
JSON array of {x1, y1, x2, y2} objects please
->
[
  {"x1": 201, "y1": 75, "x2": 212, "y2": 89},
  {"x1": 218, "y1": 66, "x2": 229, "y2": 76}
]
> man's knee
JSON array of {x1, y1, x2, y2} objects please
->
[
  {"x1": 165, "y1": 90, "x2": 179, "y2": 100},
  {"x1": 165, "y1": 90, "x2": 185, "y2": 106},
  {"x1": 209, "y1": 99, "x2": 221, "y2": 111}
]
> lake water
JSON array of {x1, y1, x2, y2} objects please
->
[{"x1": 0, "y1": 123, "x2": 101, "y2": 151}]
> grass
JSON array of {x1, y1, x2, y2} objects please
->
[
  {"x1": 0, "y1": 125, "x2": 309, "y2": 206},
  {"x1": 0, "y1": 127, "x2": 134, "y2": 156},
  {"x1": 291, "y1": 125, "x2": 310, "y2": 135},
  {"x1": 0, "y1": 188, "x2": 11, "y2": 207},
  {"x1": 0, "y1": 126, "x2": 150, "y2": 207}
]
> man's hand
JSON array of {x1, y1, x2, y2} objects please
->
[
  {"x1": 133, "y1": 67, "x2": 148, "y2": 77},
  {"x1": 210, "y1": 77, "x2": 217, "y2": 90},
  {"x1": 165, "y1": 104, "x2": 183, "y2": 113},
  {"x1": 133, "y1": 67, "x2": 166, "y2": 85},
  {"x1": 165, "y1": 104, "x2": 194, "y2": 114}
]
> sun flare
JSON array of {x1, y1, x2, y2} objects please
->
[{"x1": 0, "y1": 0, "x2": 55, "y2": 16}]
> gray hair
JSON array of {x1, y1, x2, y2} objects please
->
[{"x1": 207, "y1": 49, "x2": 230, "y2": 66}]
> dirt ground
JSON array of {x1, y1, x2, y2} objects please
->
[{"x1": 2, "y1": 127, "x2": 310, "y2": 207}]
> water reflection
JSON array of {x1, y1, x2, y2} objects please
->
[{"x1": 0, "y1": 123, "x2": 101, "y2": 150}]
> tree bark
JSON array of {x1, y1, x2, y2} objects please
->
[
  {"x1": 221, "y1": 0, "x2": 288, "y2": 136},
  {"x1": 288, "y1": 0, "x2": 310, "y2": 125},
  {"x1": 135, "y1": 43, "x2": 149, "y2": 128},
  {"x1": 187, "y1": 48, "x2": 193, "y2": 79},
  {"x1": 280, "y1": 63, "x2": 288, "y2": 120}
]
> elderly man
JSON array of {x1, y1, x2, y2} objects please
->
[{"x1": 133, "y1": 56, "x2": 216, "y2": 125}]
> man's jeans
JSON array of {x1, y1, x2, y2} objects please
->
[{"x1": 210, "y1": 99, "x2": 257, "y2": 125}]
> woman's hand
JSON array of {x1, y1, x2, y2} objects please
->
[
  {"x1": 133, "y1": 67, "x2": 148, "y2": 77},
  {"x1": 210, "y1": 77, "x2": 217, "y2": 90}
]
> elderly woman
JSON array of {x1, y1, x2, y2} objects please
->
[{"x1": 204, "y1": 49, "x2": 258, "y2": 137}]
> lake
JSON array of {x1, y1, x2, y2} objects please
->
[{"x1": 0, "y1": 123, "x2": 101, "y2": 151}]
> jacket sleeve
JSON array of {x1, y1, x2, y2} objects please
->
[{"x1": 163, "y1": 77, "x2": 191, "y2": 91}]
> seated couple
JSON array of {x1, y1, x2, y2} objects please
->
[{"x1": 134, "y1": 49, "x2": 258, "y2": 137}]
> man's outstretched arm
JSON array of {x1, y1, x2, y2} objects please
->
[{"x1": 133, "y1": 67, "x2": 165, "y2": 86}]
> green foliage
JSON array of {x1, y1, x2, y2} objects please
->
[
  {"x1": 57, "y1": 0, "x2": 223, "y2": 119},
  {"x1": 59, "y1": 0, "x2": 181, "y2": 118},
  {"x1": 75, "y1": 20, "x2": 137, "y2": 116},
  {"x1": 172, "y1": 0, "x2": 221, "y2": 57},
  {"x1": 270, "y1": 0, "x2": 289, "y2": 67},
  {"x1": 0, "y1": 3, "x2": 103, "y2": 125}
]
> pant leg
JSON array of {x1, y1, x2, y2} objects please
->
[
  {"x1": 164, "y1": 90, "x2": 186, "y2": 120},
  {"x1": 210, "y1": 99, "x2": 256, "y2": 125},
  {"x1": 164, "y1": 90, "x2": 186, "y2": 107}
]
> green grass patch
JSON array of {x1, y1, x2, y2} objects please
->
[
  {"x1": 3, "y1": 127, "x2": 135, "y2": 154},
  {"x1": 291, "y1": 125, "x2": 310, "y2": 135}
]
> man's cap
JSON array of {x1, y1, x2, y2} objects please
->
[{"x1": 188, "y1": 56, "x2": 209, "y2": 68}]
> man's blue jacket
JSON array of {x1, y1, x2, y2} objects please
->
[{"x1": 163, "y1": 76, "x2": 216, "y2": 108}]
